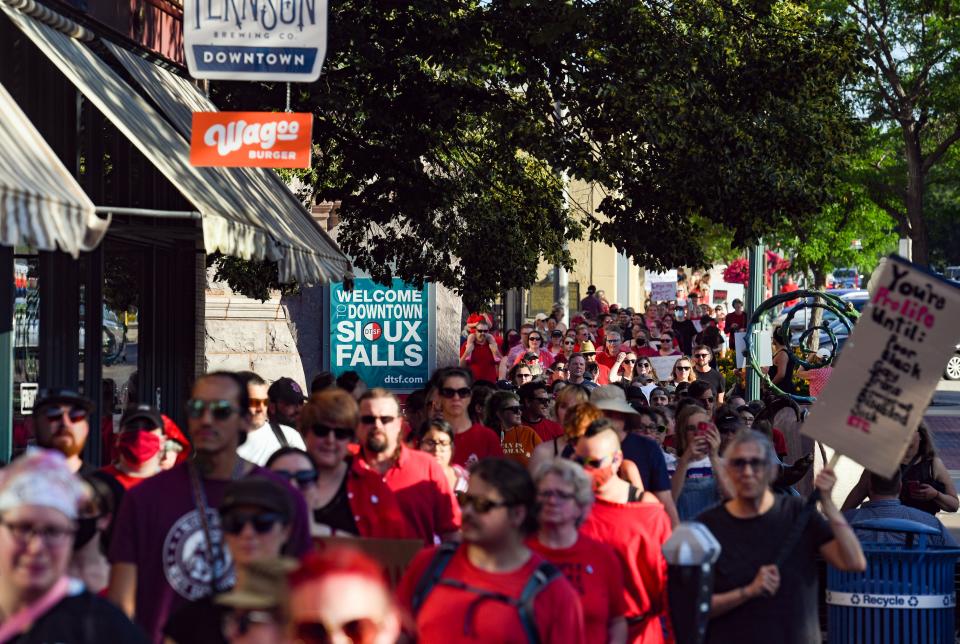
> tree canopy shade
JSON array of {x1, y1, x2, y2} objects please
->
[
  {"x1": 822, "y1": 0, "x2": 960, "y2": 265},
  {"x1": 212, "y1": 0, "x2": 861, "y2": 302}
]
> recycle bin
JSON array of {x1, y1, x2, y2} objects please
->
[{"x1": 826, "y1": 518, "x2": 960, "y2": 643}]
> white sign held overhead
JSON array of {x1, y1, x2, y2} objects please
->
[
  {"x1": 803, "y1": 256, "x2": 960, "y2": 477},
  {"x1": 183, "y1": 0, "x2": 328, "y2": 81},
  {"x1": 650, "y1": 281, "x2": 678, "y2": 302}
]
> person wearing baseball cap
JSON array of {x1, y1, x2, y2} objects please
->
[
  {"x1": 32, "y1": 388, "x2": 95, "y2": 475},
  {"x1": 99, "y1": 405, "x2": 166, "y2": 490},
  {"x1": 239, "y1": 373, "x2": 306, "y2": 467},
  {"x1": 267, "y1": 377, "x2": 307, "y2": 428}
]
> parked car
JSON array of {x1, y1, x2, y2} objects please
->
[
  {"x1": 775, "y1": 290, "x2": 868, "y2": 333},
  {"x1": 945, "y1": 345, "x2": 960, "y2": 381},
  {"x1": 831, "y1": 267, "x2": 860, "y2": 289}
]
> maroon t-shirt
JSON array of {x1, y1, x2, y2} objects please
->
[{"x1": 108, "y1": 462, "x2": 312, "y2": 642}]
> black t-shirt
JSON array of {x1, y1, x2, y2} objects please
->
[
  {"x1": 164, "y1": 595, "x2": 227, "y2": 644},
  {"x1": 621, "y1": 434, "x2": 671, "y2": 492},
  {"x1": 695, "y1": 368, "x2": 725, "y2": 398},
  {"x1": 313, "y1": 469, "x2": 359, "y2": 535},
  {"x1": 13, "y1": 591, "x2": 147, "y2": 644},
  {"x1": 698, "y1": 495, "x2": 834, "y2": 644},
  {"x1": 674, "y1": 320, "x2": 698, "y2": 355}
]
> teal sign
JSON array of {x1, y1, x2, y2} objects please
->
[{"x1": 328, "y1": 278, "x2": 432, "y2": 391}]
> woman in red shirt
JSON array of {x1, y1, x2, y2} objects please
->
[{"x1": 529, "y1": 459, "x2": 627, "y2": 643}]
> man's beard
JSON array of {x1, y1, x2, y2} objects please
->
[{"x1": 365, "y1": 432, "x2": 389, "y2": 454}]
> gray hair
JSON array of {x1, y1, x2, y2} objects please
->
[
  {"x1": 724, "y1": 430, "x2": 780, "y2": 479},
  {"x1": 532, "y1": 458, "x2": 594, "y2": 524}
]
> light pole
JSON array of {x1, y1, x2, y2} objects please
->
[{"x1": 746, "y1": 241, "x2": 765, "y2": 401}]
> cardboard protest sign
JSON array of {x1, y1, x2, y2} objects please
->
[
  {"x1": 650, "y1": 281, "x2": 678, "y2": 302},
  {"x1": 650, "y1": 356, "x2": 679, "y2": 382},
  {"x1": 329, "y1": 278, "x2": 433, "y2": 391},
  {"x1": 802, "y1": 256, "x2": 960, "y2": 477},
  {"x1": 190, "y1": 112, "x2": 313, "y2": 168},
  {"x1": 316, "y1": 537, "x2": 422, "y2": 588}
]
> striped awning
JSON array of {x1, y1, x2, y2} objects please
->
[
  {"x1": 1, "y1": 4, "x2": 350, "y2": 285},
  {"x1": 0, "y1": 80, "x2": 108, "y2": 257}
]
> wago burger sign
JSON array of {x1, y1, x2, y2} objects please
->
[
  {"x1": 183, "y1": 0, "x2": 328, "y2": 81},
  {"x1": 190, "y1": 112, "x2": 313, "y2": 169}
]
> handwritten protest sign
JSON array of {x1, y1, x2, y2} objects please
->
[
  {"x1": 802, "y1": 256, "x2": 960, "y2": 477},
  {"x1": 650, "y1": 356, "x2": 679, "y2": 382},
  {"x1": 650, "y1": 281, "x2": 678, "y2": 302}
]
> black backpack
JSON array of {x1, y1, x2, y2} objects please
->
[{"x1": 410, "y1": 542, "x2": 562, "y2": 644}]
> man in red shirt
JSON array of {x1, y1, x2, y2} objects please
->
[
  {"x1": 460, "y1": 319, "x2": 501, "y2": 383},
  {"x1": 99, "y1": 404, "x2": 166, "y2": 490},
  {"x1": 518, "y1": 381, "x2": 564, "y2": 441},
  {"x1": 398, "y1": 458, "x2": 585, "y2": 643},
  {"x1": 355, "y1": 388, "x2": 461, "y2": 545},
  {"x1": 576, "y1": 420, "x2": 672, "y2": 644},
  {"x1": 437, "y1": 368, "x2": 503, "y2": 468}
]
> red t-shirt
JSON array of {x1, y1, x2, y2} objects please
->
[
  {"x1": 99, "y1": 464, "x2": 153, "y2": 490},
  {"x1": 527, "y1": 535, "x2": 628, "y2": 643},
  {"x1": 355, "y1": 445, "x2": 461, "y2": 545},
  {"x1": 596, "y1": 351, "x2": 618, "y2": 370},
  {"x1": 398, "y1": 546, "x2": 586, "y2": 644},
  {"x1": 580, "y1": 497, "x2": 672, "y2": 644},
  {"x1": 772, "y1": 427, "x2": 788, "y2": 458},
  {"x1": 596, "y1": 363, "x2": 611, "y2": 386},
  {"x1": 346, "y1": 458, "x2": 415, "y2": 539},
  {"x1": 524, "y1": 417, "x2": 564, "y2": 442},
  {"x1": 462, "y1": 341, "x2": 500, "y2": 384},
  {"x1": 452, "y1": 423, "x2": 504, "y2": 468}
]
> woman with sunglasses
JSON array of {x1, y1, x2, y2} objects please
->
[
  {"x1": 608, "y1": 352, "x2": 638, "y2": 384},
  {"x1": 657, "y1": 332, "x2": 681, "y2": 357},
  {"x1": 501, "y1": 330, "x2": 556, "y2": 379},
  {"x1": 484, "y1": 392, "x2": 542, "y2": 468},
  {"x1": 671, "y1": 357, "x2": 697, "y2": 384},
  {"x1": 265, "y1": 447, "x2": 323, "y2": 533},
  {"x1": 417, "y1": 418, "x2": 470, "y2": 497},
  {"x1": 164, "y1": 477, "x2": 294, "y2": 644},
  {"x1": 435, "y1": 367, "x2": 504, "y2": 467},
  {"x1": 299, "y1": 390, "x2": 411, "y2": 539},
  {"x1": 530, "y1": 460, "x2": 628, "y2": 644},
  {"x1": 547, "y1": 330, "x2": 566, "y2": 357}
]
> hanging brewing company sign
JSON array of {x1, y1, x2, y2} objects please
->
[
  {"x1": 183, "y1": 0, "x2": 328, "y2": 81},
  {"x1": 190, "y1": 112, "x2": 313, "y2": 168},
  {"x1": 328, "y1": 278, "x2": 433, "y2": 391}
]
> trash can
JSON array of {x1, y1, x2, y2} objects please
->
[{"x1": 826, "y1": 518, "x2": 960, "y2": 643}]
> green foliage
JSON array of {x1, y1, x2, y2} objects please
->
[{"x1": 207, "y1": 253, "x2": 299, "y2": 303}]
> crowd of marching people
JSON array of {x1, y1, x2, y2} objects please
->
[{"x1": 2, "y1": 285, "x2": 959, "y2": 643}]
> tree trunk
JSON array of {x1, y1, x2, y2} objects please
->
[{"x1": 903, "y1": 125, "x2": 929, "y2": 265}]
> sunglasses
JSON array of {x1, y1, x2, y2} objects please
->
[
  {"x1": 310, "y1": 423, "x2": 354, "y2": 440},
  {"x1": 701, "y1": 396, "x2": 715, "y2": 404},
  {"x1": 729, "y1": 457, "x2": 768, "y2": 471},
  {"x1": 624, "y1": 359, "x2": 637, "y2": 364},
  {"x1": 359, "y1": 415, "x2": 396, "y2": 426},
  {"x1": 532, "y1": 397, "x2": 551, "y2": 404},
  {"x1": 572, "y1": 454, "x2": 612, "y2": 469},
  {"x1": 186, "y1": 399, "x2": 238, "y2": 420},
  {"x1": 42, "y1": 406, "x2": 88, "y2": 422},
  {"x1": 638, "y1": 423, "x2": 667, "y2": 433},
  {"x1": 439, "y1": 387, "x2": 471, "y2": 399},
  {"x1": 294, "y1": 618, "x2": 379, "y2": 644},
  {"x1": 676, "y1": 366, "x2": 691, "y2": 371},
  {"x1": 695, "y1": 353, "x2": 711, "y2": 358},
  {"x1": 460, "y1": 494, "x2": 513, "y2": 514},
  {"x1": 123, "y1": 419, "x2": 158, "y2": 432},
  {"x1": 248, "y1": 397, "x2": 269, "y2": 409},
  {"x1": 273, "y1": 469, "x2": 319, "y2": 489},
  {"x1": 563, "y1": 340, "x2": 575, "y2": 345},
  {"x1": 502, "y1": 406, "x2": 522, "y2": 414},
  {"x1": 224, "y1": 610, "x2": 278, "y2": 638},
  {"x1": 528, "y1": 336, "x2": 543, "y2": 342},
  {"x1": 220, "y1": 511, "x2": 284, "y2": 535}
]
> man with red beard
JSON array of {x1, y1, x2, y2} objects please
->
[
  {"x1": 575, "y1": 419, "x2": 672, "y2": 643},
  {"x1": 33, "y1": 388, "x2": 95, "y2": 474}
]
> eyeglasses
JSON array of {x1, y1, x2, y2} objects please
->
[
  {"x1": 42, "y1": 405, "x2": 88, "y2": 423},
  {"x1": 294, "y1": 618, "x2": 379, "y2": 644},
  {"x1": 249, "y1": 398, "x2": 269, "y2": 409},
  {"x1": 503, "y1": 406, "x2": 522, "y2": 414},
  {"x1": 224, "y1": 610, "x2": 278, "y2": 638},
  {"x1": 729, "y1": 457, "x2": 768, "y2": 472},
  {"x1": 309, "y1": 423, "x2": 354, "y2": 440},
  {"x1": 538, "y1": 489, "x2": 576, "y2": 501},
  {"x1": 273, "y1": 469, "x2": 319, "y2": 489},
  {"x1": 460, "y1": 494, "x2": 513, "y2": 514},
  {"x1": 0, "y1": 521, "x2": 75, "y2": 547},
  {"x1": 186, "y1": 399, "x2": 238, "y2": 420},
  {"x1": 359, "y1": 415, "x2": 396, "y2": 426},
  {"x1": 439, "y1": 387, "x2": 471, "y2": 399},
  {"x1": 421, "y1": 438, "x2": 452, "y2": 449},
  {"x1": 220, "y1": 511, "x2": 284, "y2": 535}
]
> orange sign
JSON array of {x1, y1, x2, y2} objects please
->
[{"x1": 189, "y1": 112, "x2": 312, "y2": 168}]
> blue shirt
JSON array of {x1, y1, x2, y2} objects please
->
[
  {"x1": 621, "y1": 433, "x2": 670, "y2": 493},
  {"x1": 843, "y1": 499, "x2": 957, "y2": 547}
]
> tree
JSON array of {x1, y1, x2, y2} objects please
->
[{"x1": 825, "y1": 0, "x2": 960, "y2": 265}]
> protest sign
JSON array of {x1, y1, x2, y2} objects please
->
[
  {"x1": 328, "y1": 278, "x2": 432, "y2": 391},
  {"x1": 190, "y1": 112, "x2": 313, "y2": 168},
  {"x1": 650, "y1": 356, "x2": 679, "y2": 382},
  {"x1": 650, "y1": 281, "x2": 678, "y2": 302},
  {"x1": 184, "y1": 0, "x2": 328, "y2": 81},
  {"x1": 802, "y1": 256, "x2": 960, "y2": 477}
]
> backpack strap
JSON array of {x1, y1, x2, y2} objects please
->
[
  {"x1": 268, "y1": 422, "x2": 289, "y2": 448},
  {"x1": 515, "y1": 561, "x2": 561, "y2": 644},
  {"x1": 410, "y1": 541, "x2": 459, "y2": 615},
  {"x1": 627, "y1": 485, "x2": 641, "y2": 503}
]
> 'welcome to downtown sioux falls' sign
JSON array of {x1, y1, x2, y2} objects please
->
[
  {"x1": 804, "y1": 256, "x2": 960, "y2": 477},
  {"x1": 327, "y1": 278, "x2": 434, "y2": 392},
  {"x1": 183, "y1": 0, "x2": 328, "y2": 81}
]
